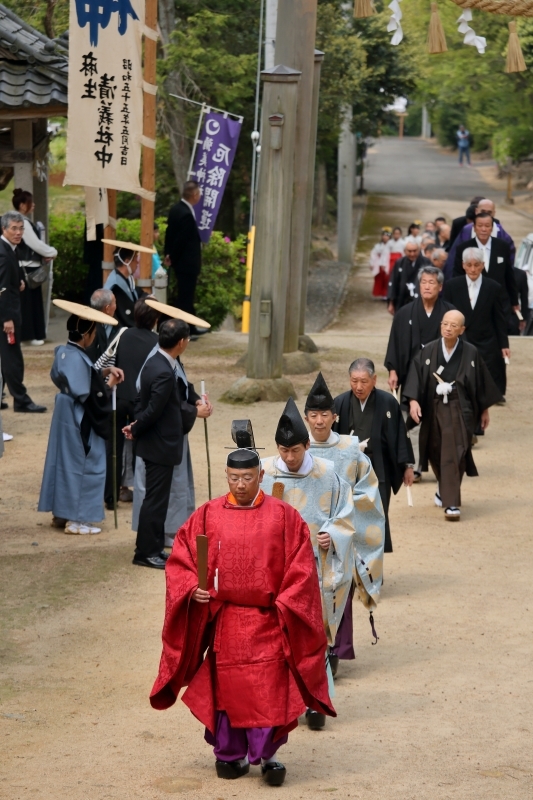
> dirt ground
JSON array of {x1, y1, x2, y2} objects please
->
[{"x1": 1, "y1": 190, "x2": 533, "y2": 800}]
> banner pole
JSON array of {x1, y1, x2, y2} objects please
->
[
  {"x1": 139, "y1": 0, "x2": 158, "y2": 292},
  {"x1": 187, "y1": 104, "x2": 207, "y2": 179}
]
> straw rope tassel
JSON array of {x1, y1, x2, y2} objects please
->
[
  {"x1": 506, "y1": 21, "x2": 527, "y2": 73},
  {"x1": 354, "y1": 0, "x2": 374, "y2": 18},
  {"x1": 427, "y1": 2, "x2": 448, "y2": 53}
]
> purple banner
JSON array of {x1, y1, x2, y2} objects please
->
[{"x1": 190, "y1": 111, "x2": 242, "y2": 243}]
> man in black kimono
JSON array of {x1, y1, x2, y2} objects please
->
[
  {"x1": 387, "y1": 242, "x2": 431, "y2": 314},
  {"x1": 444, "y1": 247, "x2": 509, "y2": 397},
  {"x1": 385, "y1": 265, "x2": 455, "y2": 479},
  {"x1": 333, "y1": 358, "x2": 414, "y2": 553},
  {"x1": 403, "y1": 310, "x2": 503, "y2": 522},
  {"x1": 453, "y1": 211, "x2": 518, "y2": 316}
]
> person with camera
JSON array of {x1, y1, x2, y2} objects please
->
[{"x1": 12, "y1": 188, "x2": 57, "y2": 346}]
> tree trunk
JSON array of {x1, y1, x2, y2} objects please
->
[
  {"x1": 44, "y1": 0, "x2": 57, "y2": 39},
  {"x1": 158, "y1": 0, "x2": 191, "y2": 191},
  {"x1": 314, "y1": 161, "x2": 327, "y2": 226}
]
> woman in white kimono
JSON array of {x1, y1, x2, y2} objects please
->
[
  {"x1": 38, "y1": 300, "x2": 124, "y2": 534},
  {"x1": 370, "y1": 227, "x2": 391, "y2": 298}
]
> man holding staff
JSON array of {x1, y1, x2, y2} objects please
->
[{"x1": 150, "y1": 427, "x2": 334, "y2": 785}]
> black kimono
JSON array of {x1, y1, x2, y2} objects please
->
[
  {"x1": 385, "y1": 296, "x2": 456, "y2": 391},
  {"x1": 403, "y1": 338, "x2": 503, "y2": 506},
  {"x1": 334, "y1": 388, "x2": 414, "y2": 552},
  {"x1": 387, "y1": 254, "x2": 431, "y2": 311}
]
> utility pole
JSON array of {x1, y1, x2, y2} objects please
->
[
  {"x1": 274, "y1": 0, "x2": 318, "y2": 354},
  {"x1": 337, "y1": 107, "x2": 355, "y2": 265},
  {"x1": 247, "y1": 66, "x2": 301, "y2": 379},
  {"x1": 299, "y1": 48, "x2": 324, "y2": 336},
  {"x1": 265, "y1": 0, "x2": 278, "y2": 69}
]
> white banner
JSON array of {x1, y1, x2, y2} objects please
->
[
  {"x1": 84, "y1": 187, "x2": 109, "y2": 240},
  {"x1": 64, "y1": 0, "x2": 145, "y2": 192}
]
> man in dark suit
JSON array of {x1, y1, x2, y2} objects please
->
[
  {"x1": 123, "y1": 318, "x2": 212, "y2": 569},
  {"x1": 508, "y1": 267, "x2": 529, "y2": 336},
  {"x1": 164, "y1": 181, "x2": 204, "y2": 335},
  {"x1": 444, "y1": 247, "x2": 509, "y2": 396},
  {"x1": 387, "y1": 241, "x2": 430, "y2": 314},
  {"x1": 449, "y1": 196, "x2": 483, "y2": 246},
  {"x1": 453, "y1": 211, "x2": 518, "y2": 315},
  {"x1": 0, "y1": 211, "x2": 46, "y2": 413},
  {"x1": 333, "y1": 358, "x2": 414, "y2": 553}
]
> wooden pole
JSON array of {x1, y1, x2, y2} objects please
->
[
  {"x1": 102, "y1": 189, "x2": 117, "y2": 283},
  {"x1": 139, "y1": 0, "x2": 158, "y2": 292}
]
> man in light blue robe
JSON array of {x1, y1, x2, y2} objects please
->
[
  {"x1": 305, "y1": 372, "x2": 385, "y2": 671},
  {"x1": 261, "y1": 397, "x2": 355, "y2": 730},
  {"x1": 38, "y1": 302, "x2": 123, "y2": 534}
]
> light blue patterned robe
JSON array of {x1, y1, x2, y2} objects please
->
[
  {"x1": 310, "y1": 432, "x2": 385, "y2": 608},
  {"x1": 38, "y1": 345, "x2": 106, "y2": 522},
  {"x1": 261, "y1": 454, "x2": 355, "y2": 646}
]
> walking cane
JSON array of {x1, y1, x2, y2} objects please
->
[
  {"x1": 201, "y1": 381, "x2": 212, "y2": 501},
  {"x1": 112, "y1": 385, "x2": 118, "y2": 529}
]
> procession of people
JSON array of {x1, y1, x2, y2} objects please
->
[{"x1": 0, "y1": 185, "x2": 527, "y2": 786}]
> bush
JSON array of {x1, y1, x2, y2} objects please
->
[
  {"x1": 49, "y1": 212, "x2": 246, "y2": 328},
  {"x1": 49, "y1": 212, "x2": 87, "y2": 300}
]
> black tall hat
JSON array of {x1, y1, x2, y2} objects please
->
[
  {"x1": 305, "y1": 372, "x2": 335, "y2": 412},
  {"x1": 275, "y1": 397, "x2": 309, "y2": 447},
  {"x1": 227, "y1": 419, "x2": 260, "y2": 469}
]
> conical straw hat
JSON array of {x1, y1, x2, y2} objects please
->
[
  {"x1": 102, "y1": 238, "x2": 156, "y2": 254},
  {"x1": 53, "y1": 299, "x2": 119, "y2": 326},
  {"x1": 144, "y1": 298, "x2": 211, "y2": 329}
]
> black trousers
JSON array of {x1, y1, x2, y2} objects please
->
[
  {"x1": 104, "y1": 398, "x2": 135, "y2": 504},
  {"x1": 135, "y1": 460, "x2": 174, "y2": 558},
  {"x1": 0, "y1": 321, "x2": 31, "y2": 408},
  {"x1": 173, "y1": 266, "x2": 200, "y2": 322},
  {"x1": 20, "y1": 275, "x2": 46, "y2": 341}
]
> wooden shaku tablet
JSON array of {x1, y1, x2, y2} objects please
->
[
  {"x1": 196, "y1": 535, "x2": 208, "y2": 590},
  {"x1": 272, "y1": 482, "x2": 285, "y2": 500}
]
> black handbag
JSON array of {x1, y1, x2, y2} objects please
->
[{"x1": 20, "y1": 262, "x2": 49, "y2": 290}]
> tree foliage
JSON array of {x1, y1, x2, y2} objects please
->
[{"x1": 402, "y1": 0, "x2": 533, "y2": 163}]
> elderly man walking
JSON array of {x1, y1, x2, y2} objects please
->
[
  {"x1": 403, "y1": 310, "x2": 503, "y2": 521},
  {"x1": 0, "y1": 211, "x2": 46, "y2": 413},
  {"x1": 444, "y1": 247, "x2": 509, "y2": 397},
  {"x1": 385, "y1": 265, "x2": 455, "y2": 479},
  {"x1": 333, "y1": 358, "x2": 414, "y2": 554},
  {"x1": 387, "y1": 241, "x2": 430, "y2": 314},
  {"x1": 449, "y1": 198, "x2": 515, "y2": 267}
]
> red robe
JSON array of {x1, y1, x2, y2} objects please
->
[{"x1": 150, "y1": 492, "x2": 335, "y2": 737}]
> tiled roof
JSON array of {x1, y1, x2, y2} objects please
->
[{"x1": 0, "y1": 5, "x2": 68, "y2": 111}]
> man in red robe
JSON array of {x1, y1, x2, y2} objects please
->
[{"x1": 150, "y1": 424, "x2": 335, "y2": 786}]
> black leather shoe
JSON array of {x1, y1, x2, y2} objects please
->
[
  {"x1": 1, "y1": 401, "x2": 7, "y2": 410},
  {"x1": 262, "y1": 762, "x2": 286, "y2": 786},
  {"x1": 160, "y1": 550, "x2": 170, "y2": 561},
  {"x1": 306, "y1": 709, "x2": 326, "y2": 730},
  {"x1": 105, "y1": 500, "x2": 115, "y2": 510},
  {"x1": 215, "y1": 759, "x2": 250, "y2": 780},
  {"x1": 14, "y1": 402, "x2": 46, "y2": 413},
  {"x1": 132, "y1": 554, "x2": 166, "y2": 570}
]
